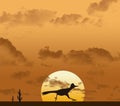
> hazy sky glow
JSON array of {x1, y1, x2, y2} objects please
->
[
  {"x1": 0, "y1": 0, "x2": 120, "y2": 101},
  {"x1": 41, "y1": 70, "x2": 85, "y2": 101}
]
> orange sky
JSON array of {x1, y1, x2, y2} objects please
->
[
  {"x1": 0, "y1": 0, "x2": 120, "y2": 101},
  {"x1": 0, "y1": 0, "x2": 120, "y2": 57}
]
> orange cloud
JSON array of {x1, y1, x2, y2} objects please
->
[
  {"x1": 47, "y1": 78, "x2": 70, "y2": 88},
  {"x1": 26, "y1": 75, "x2": 48, "y2": 86},
  {"x1": 38, "y1": 46, "x2": 63, "y2": 59},
  {"x1": 0, "y1": 37, "x2": 26, "y2": 65},
  {"x1": 87, "y1": 0, "x2": 117, "y2": 15},
  {"x1": 0, "y1": 9, "x2": 56, "y2": 26},
  {"x1": 110, "y1": 85, "x2": 120, "y2": 100},
  {"x1": 38, "y1": 47, "x2": 114, "y2": 64},
  {"x1": 81, "y1": 17, "x2": 90, "y2": 24},
  {"x1": 0, "y1": 88, "x2": 15, "y2": 95},
  {"x1": 0, "y1": 9, "x2": 105, "y2": 27},
  {"x1": 51, "y1": 14, "x2": 82, "y2": 25},
  {"x1": 66, "y1": 50, "x2": 92, "y2": 64},
  {"x1": 11, "y1": 71, "x2": 30, "y2": 80}
]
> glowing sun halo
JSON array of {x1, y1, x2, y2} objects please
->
[{"x1": 41, "y1": 70, "x2": 85, "y2": 102}]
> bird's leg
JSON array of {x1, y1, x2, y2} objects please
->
[
  {"x1": 66, "y1": 94, "x2": 76, "y2": 101},
  {"x1": 55, "y1": 94, "x2": 57, "y2": 102}
]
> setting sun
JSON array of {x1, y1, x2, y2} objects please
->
[{"x1": 41, "y1": 70, "x2": 85, "y2": 101}]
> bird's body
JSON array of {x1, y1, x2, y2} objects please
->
[
  {"x1": 42, "y1": 83, "x2": 77, "y2": 101},
  {"x1": 43, "y1": 87, "x2": 72, "y2": 95}
]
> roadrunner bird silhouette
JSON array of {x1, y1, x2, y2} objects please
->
[{"x1": 42, "y1": 83, "x2": 78, "y2": 101}]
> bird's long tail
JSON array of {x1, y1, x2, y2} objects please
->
[{"x1": 42, "y1": 90, "x2": 57, "y2": 95}]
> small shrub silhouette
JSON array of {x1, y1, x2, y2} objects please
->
[{"x1": 12, "y1": 96, "x2": 14, "y2": 102}]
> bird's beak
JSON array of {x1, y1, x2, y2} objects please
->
[{"x1": 75, "y1": 85, "x2": 78, "y2": 87}]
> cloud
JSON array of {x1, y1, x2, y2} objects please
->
[
  {"x1": 81, "y1": 17, "x2": 90, "y2": 24},
  {"x1": 113, "y1": 85, "x2": 120, "y2": 91},
  {"x1": 51, "y1": 14, "x2": 82, "y2": 25},
  {"x1": 51, "y1": 14, "x2": 103, "y2": 27},
  {"x1": 41, "y1": 63, "x2": 52, "y2": 67},
  {"x1": 26, "y1": 80, "x2": 35, "y2": 85},
  {"x1": 0, "y1": 88, "x2": 15, "y2": 95},
  {"x1": 87, "y1": 0, "x2": 117, "y2": 15},
  {"x1": 23, "y1": 92, "x2": 30, "y2": 96},
  {"x1": 0, "y1": 9, "x2": 56, "y2": 26},
  {"x1": 27, "y1": 76, "x2": 70, "y2": 88},
  {"x1": 95, "y1": 18, "x2": 103, "y2": 27},
  {"x1": 85, "y1": 90, "x2": 97, "y2": 95},
  {"x1": 108, "y1": 85, "x2": 120, "y2": 100},
  {"x1": 0, "y1": 9, "x2": 105, "y2": 27},
  {"x1": 51, "y1": 0, "x2": 117, "y2": 26},
  {"x1": 26, "y1": 75, "x2": 48, "y2": 86},
  {"x1": 86, "y1": 48, "x2": 113, "y2": 60},
  {"x1": 36, "y1": 76, "x2": 49, "y2": 83},
  {"x1": 11, "y1": 71, "x2": 30, "y2": 80},
  {"x1": 97, "y1": 84, "x2": 109, "y2": 89},
  {"x1": 39, "y1": 47, "x2": 114, "y2": 64},
  {"x1": 47, "y1": 79, "x2": 70, "y2": 88},
  {"x1": 0, "y1": 88, "x2": 31, "y2": 96},
  {"x1": 66, "y1": 48, "x2": 114, "y2": 64},
  {"x1": 66, "y1": 50, "x2": 92, "y2": 64},
  {"x1": 43, "y1": 77, "x2": 82, "y2": 90},
  {"x1": 38, "y1": 46, "x2": 63, "y2": 59},
  {"x1": 0, "y1": 37, "x2": 26, "y2": 65},
  {"x1": 87, "y1": 69, "x2": 104, "y2": 76},
  {"x1": 74, "y1": 88, "x2": 85, "y2": 92}
]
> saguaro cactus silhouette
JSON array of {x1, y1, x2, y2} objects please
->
[{"x1": 17, "y1": 89, "x2": 22, "y2": 102}]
